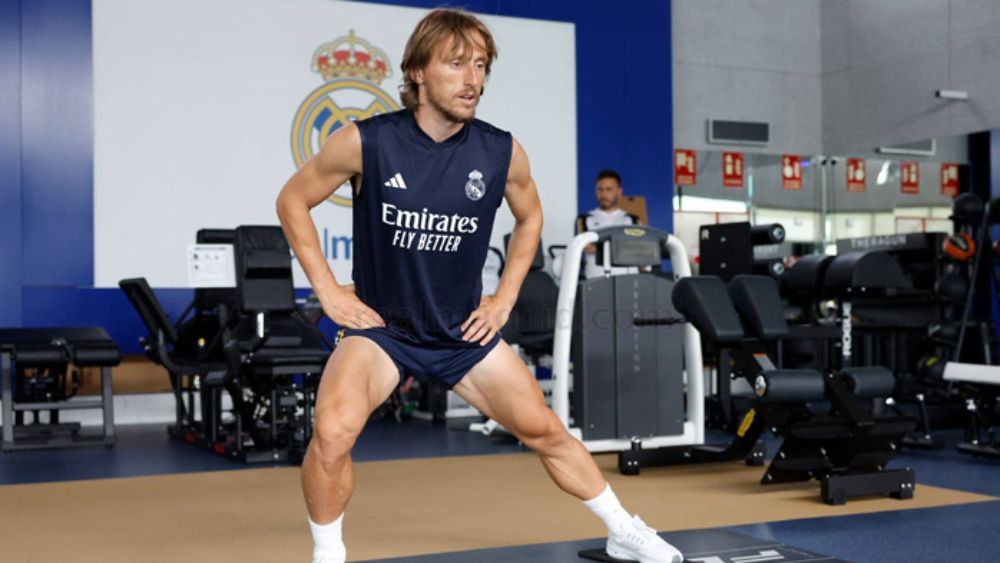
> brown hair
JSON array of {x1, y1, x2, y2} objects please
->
[
  {"x1": 596, "y1": 169, "x2": 622, "y2": 186},
  {"x1": 399, "y1": 8, "x2": 498, "y2": 110}
]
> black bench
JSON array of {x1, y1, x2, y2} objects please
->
[
  {"x1": 0, "y1": 327, "x2": 121, "y2": 451},
  {"x1": 671, "y1": 275, "x2": 916, "y2": 505}
]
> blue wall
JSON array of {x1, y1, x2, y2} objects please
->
[
  {"x1": 0, "y1": 0, "x2": 22, "y2": 327},
  {"x1": 0, "y1": 0, "x2": 674, "y2": 353},
  {"x1": 20, "y1": 0, "x2": 93, "y2": 287},
  {"x1": 1, "y1": 0, "x2": 184, "y2": 353}
]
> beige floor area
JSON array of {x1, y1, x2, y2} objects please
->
[{"x1": 0, "y1": 452, "x2": 993, "y2": 562}]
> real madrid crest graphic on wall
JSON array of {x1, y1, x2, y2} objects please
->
[{"x1": 291, "y1": 31, "x2": 400, "y2": 207}]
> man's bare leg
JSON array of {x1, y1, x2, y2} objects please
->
[
  {"x1": 302, "y1": 336, "x2": 399, "y2": 561},
  {"x1": 454, "y1": 342, "x2": 604, "y2": 499},
  {"x1": 453, "y1": 341, "x2": 683, "y2": 563}
]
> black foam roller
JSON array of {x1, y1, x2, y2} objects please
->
[
  {"x1": 751, "y1": 223, "x2": 785, "y2": 245},
  {"x1": 840, "y1": 366, "x2": 896, "y2": 398},
  {"x1": 783, "y1": 254, "x2": 833, "y2": 291},
  {"x1": 758, "y1": 369, "x2": 826, "y2": 402}
]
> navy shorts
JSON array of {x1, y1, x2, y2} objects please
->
[{"x1": 338, "y1": 327, "x2": 502, "y2": 389}]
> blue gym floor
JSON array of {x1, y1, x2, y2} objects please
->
[{"x1": 2, "y1": 419, "x2": 999, "y2": 562}]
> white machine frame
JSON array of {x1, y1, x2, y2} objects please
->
[
  {"x1": 551, "y1": 229, "x2": 705, "y2": 453},
  {"x1": 944, "y1": 362, "x2": 1000, "y2": 386}
]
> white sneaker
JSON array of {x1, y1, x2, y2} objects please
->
[
  {"x1": 311, "y1": 545, "x2": 346, "y2": 563},
  {"x1": 606, "y1": 515, "x2": 684, "y2": 563}
]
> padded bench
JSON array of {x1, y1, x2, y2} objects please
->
[{"x1": 0, "y1": 327, "x2": 121, "y2": 452}]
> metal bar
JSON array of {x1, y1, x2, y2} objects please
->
[
  {"x1": 955, "y1": 213, "x2": 992, "y2": 360},
  {"x1": 719, "y1": 348, "x2": 733, "y2": 428},
  {"x1": 665, "y1": 234, "x2": 704, "y2": 445},
  {"x1": 209, "y1": 387, "x2": 219, "y2": 443},
  {"x1": 235, "y1": 374, "x2": 244, "y2": 454},
  {"x1": 304, "y1": 387, "x2": 313, "y2": 443},
  {"x1": 824, "y1": 373, "x2": 874, "y2": 431},
  {"x1": 552, "y1": 230, "x2": 599, "y2": 426},
  {"x1": 2, "y1": 351, "x2": 15, "y2": 449},
  {"x1": 13, "y1": 422, "x2": 80, "y2": 437},
  {"x1": 270, "y1": 388, "x2": 278, "y2": 441},
  {"x1": 187, "y1": 383, "x2": 195, "y2": 424},
  {"x1": 101, "y1": 366, "x2": 116, "y2": 444},
  {"x1": 13, "y1": 398, "x2": 104, "y2": 411},
  {"x1": 2, "y1": 434, "x2": 113, "y2": 451}
]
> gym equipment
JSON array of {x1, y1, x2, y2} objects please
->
[
  {"x1": 833, "y1": 232, "x2": 947, "y2": 292},
  {"x1": 751, "y1": 223, "x2": 786, "y2": 245},
  {"x1": 927, "y1": 323, "x2": 960, "y2": 345},
  {"x1": 942, "y1": 232, "x2": 976, "y2": 262},
  {"x1": 698, "y1": 221, "x2": 786, "y2": 283},
  {"x1": 935, "y1": 272, "x2": 968, "y2": 304},
  {"x1": 781, "y1": 248, "x2": 927, "y2": 376},
  {"x1": 951, "y1": 197, "x2": 998, "y2": 366},
  {"x1": 172, "y1": 228, "x2": 237, "y2": 363},
  {"x1": 1, "y1": 328, "x2": 120, "y2": 451},
  {"x1": 121, "y1": 225, "x2": 330, "y2": 463},
  {"x1": 220, "y1": 225, "x2": 331, "y2": 463},
  {"x1": 429, "y1": 238, "x2": 555, "y2": 424},
  {"x1": 675, "y1": 275, "x2": 917, "y2": 505},
  {"x1": 120, "y1": 278, "x2": 233, "y2": 451},
  {"x1": 553, "y1": 225, "x2": 714, "y2": 461},
  {"x1": 697, "y1": 222, "x2": 805, "y2": 428},
  {"x1": 952, "y1": 193, "x2": 985, "y2": 225},
  {"x1": 944, "y1": 362, "x2": 1000, "y2": 459},
  {"x1": 502, "y1": 233, "x2": 558, "y2": 364},
  {"x1": 575, "y1": 212, "x2": 642, "y2": 236},
  {"x1": 786, "y1": 234, "x2": 968, "y2": 450},
  {"x1": 939, "y1": 197, "x2": 1000, "y2": 460},
  {"x1": 916, "y1": 355, "x2": 946, "y2": 381}
]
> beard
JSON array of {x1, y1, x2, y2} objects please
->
[{"x1": 424, "y1": 84, "x2": 477, "y2": 123}]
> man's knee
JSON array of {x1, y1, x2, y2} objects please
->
[
  {"x1": 520, "y1": 414, "x2": 573, "y2": 454},
  {"x1": 311, "y1": 411, "x2": 365, "y2": 468}
]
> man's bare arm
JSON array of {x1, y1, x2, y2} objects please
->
[
  {"x1": 495, "y1": 138, "x2": 543, "y2": 309},
  {"x1": 461, "y1": 137, "x2": 543, "y2": 344},
  {"x1": 275, "y1": 123, "x2": 384, "y2": 328}
]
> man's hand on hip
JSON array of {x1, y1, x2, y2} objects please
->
[
  {"x1": 461, "y1": 295, "x2": 512, "y2": 346},
  {"x1": 321, "y1": 285, "x2": 386, "y2": 330}
]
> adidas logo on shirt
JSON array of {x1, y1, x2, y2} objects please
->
[{"x1": 384, "y1": 172, "x2": 407, "y2": 189}]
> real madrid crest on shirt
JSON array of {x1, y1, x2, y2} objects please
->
[
  {"x1": 465, "y1": 170, "x2": 486, "y2": 201},
  {"x1": 290, "y1": 30, "x2": 400, "y2": 207}
]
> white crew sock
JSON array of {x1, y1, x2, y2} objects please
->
[
  {"x1": 309, "y1": 513, "x2": 346, "y2": 559},
  {"x1": 582, "y1": 484, "x2": 632, "y2": 532}
]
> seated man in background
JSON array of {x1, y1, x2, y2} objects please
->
[{"x1": 578, "y1": 169, "x2": 639, "y2": 279}]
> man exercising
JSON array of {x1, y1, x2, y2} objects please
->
[{"x1": 276, "y1": 9, "x2": 683, "y2": 563}]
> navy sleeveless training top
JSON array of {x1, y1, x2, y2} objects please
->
[{"x1": 352, "y1": 110, "x2": 513, "y2": 345}]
